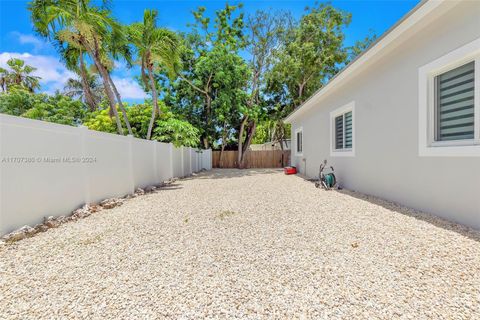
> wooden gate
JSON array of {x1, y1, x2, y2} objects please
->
[{"x1": 212, "y1": 150, "x2": 290, "y2": 168}]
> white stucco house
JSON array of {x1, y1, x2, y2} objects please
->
[{"x1": 285, "y1": 0, "x2": 480, "y2": 229}]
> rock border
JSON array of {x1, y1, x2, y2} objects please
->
[{"x1": 0, "y1": 177, "x2": 183, "y2": 244}]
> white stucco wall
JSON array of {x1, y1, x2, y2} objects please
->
[
  {"x1": 289, "y1": 1, "x2": 480, "y2": 229},
  {"x1": 0, "y1": 114, "x2": 212, "y2": 234}
]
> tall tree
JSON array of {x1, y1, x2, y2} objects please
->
[
  {"x1": 63, "y1": 70, "x2": 104, "y2": 110},
  {"x1": 237, "y1": 10, "x2": 291, "y2": 168},
  {"x1": 0, "y1": 67, "x2": 8, "y2": 92},
  {"x1": 29, "y1": 0, "x2": 131, "y2": 135},
  {"x1": 0, "y1": 58, "x2": 41, "y2": 92},
  {"x1": 170, "y1": 4, "x2": 248, "y2": 149},
  {"x1": 128, "y1": 9, "x2": 181, "y2": 140},
  {"x1": 103, "y1": 26, "x2": 133, "y2": 135},
  {"x1": 348, "y1": 31, "x2": 377, "y2": 62},
  {"x1": 61, "y1": 45, "x2": 102, "y2": 110},
  {"x1": 266, "y1": 4, "x2": 351, "y2": 116}
]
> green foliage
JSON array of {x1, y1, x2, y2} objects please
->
[
  {"x1": 251, "y1": 121, "x2": 271, "y2": 145},
  {"x1": 126, "y1": 103, "x2": 152, "y2": 138},
  {"x1": 63, "y1": 70, "x2": 105, "y2": 107},
  {"x1": 128, "y1": 10, "x2": 181, "y2": 82},
  {"x1": 266, "y1": 4, "x2": 352, "y2": 116},
  {"x1": 0, "y1": 58, "x2": 41, "y2": 93},
  {"x1": 161, "y1": 4, "x2": 249, "y2": 149},
  {"x1": 0, "y1": 87, "x2": 86, "y2": 125},
  {"x1": 84, "y1": 102, "x2": 200, "y2": 147},
  {"x1": 348, "y1": 31, "x2": 377, "y2": 62},
  {"x1": 153, "y1": 114, "x2": 200, "y2": 148},
  {"x1": 127, "y1": 9, "x2": 182, "y2": 139},
  {"x1": 16, "y1": 0, "x2": 377, "y2": 152},
  {"x1": 29, "y1": 0, "x2": 134, "y2": 135},
  {"x1": 83, "y1": 109, "x2": 117, "y2": 133},
  {"x1": 252, "y1": 119, "x2": 291, "y2": 145},
  {"x1": 84, "y1": 103, "x2": 152, "y2": 136},
  {"x1": 0, "y1": 86, "x2": 34, "y2": 115}
]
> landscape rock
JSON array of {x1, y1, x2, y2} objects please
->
[
  {"x1": 56, "y1": 216, "x2": 69, "y2": 223},
  {"x1": 144, "y1": 186, "x2": 156, "y2": 193},
  {"x1": 33, "y1": 224, "x2": 48, "y2": 233},
  {"x1": 1, "y1": 169, "x2": 479, "y2": 319},
  {"x1": 71, "y1": 205, "x2": 92, "y2": 219},
  {"x1": 44, "y1": 216, "x2": 60, "y2": 228},
  {"x1": 100, "y1": 198, "x2": 124, "y2": 209},
  {"x1": 2, "y1": 231, "x2": 26, "y2": 242},
  {"x1": 2, "y1": 225, "x2": 36, "y2": 242},
  {"x1": 20, "y1": 225, "x2": 37, "y2": 236},
  {"x1": 134, "y1": 188, "x2": 145, "y2": 196},
  {"x1": 89, "y1": 204, "x2": 102, "y2": 213}
]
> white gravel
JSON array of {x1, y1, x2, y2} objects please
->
[{"x1": 1, "y1": 169, "x2": 479, "y2": 319}]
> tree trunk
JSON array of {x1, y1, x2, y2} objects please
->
[
  {"x1": 95, "y1": 60, "x2": 123, "y2": 134},
  {"x1": 83, "y1": 41, "x2": 123, "y2": 135},
  {"x1": 219, "y1": 143, "x2": 226, "y2": 168},
  {"x1": 106, "y1": 72, "x2": 133, "y2": 135},
  {"x1": 78, "y1": 54, "x2": 97, "y2": 111},
  {"x1": 298, "y1": 82, "x2": 305, "y2": 101},
  {"x1": 146, "y1": 64, "x2": 160, "y2": 140},
  {"x1": 237, "y1": 116, "x2": 248, "y2": 168},
  {"x1": 239, "y1": 121, "x2": 257, "y2": 168},
  {"x1": 219, "y1": 121, "x2": 227, "y2": 168},
  {"x1": 203, "y1": 137, "x2": 210, "y2": 149},
  {"x1": 178, "y1": 75, "x2": 212, "y2": 148},
  {"x1": 204, "y1": 94, "x2": 212, "y2": 149}
]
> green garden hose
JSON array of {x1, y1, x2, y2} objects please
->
[{"x1": 324, "y1": 173, "x2": 336, "y2": 188}]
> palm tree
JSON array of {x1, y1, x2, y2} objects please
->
[
  {"x1": 63, "y1": 70, "x2": 104, "y2": 109},
  {"x1": 0, "y1": 58, "x2": 41, "y2": 92},
  {"x1": 0, "y1": 67, "x2": 8, "y2": 92},
  {"x1": 61, "y1": 45, "x2": 102, "y2": 110},
  {"x1": 29, "y1": 0, "x2": 130, "y2": 135},
  {"x1": 103, "y1": 26, "x2": 133, "y2": 135},
  {"x1": 128, "y1": 9, "x2": 181, "y2": 139}
]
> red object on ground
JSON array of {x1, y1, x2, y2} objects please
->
[{"x1": 284, "y1": 166, "x2": 297, "y2": 175}]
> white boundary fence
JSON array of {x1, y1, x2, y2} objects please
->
[{"x1": 0, "y1": 114, "x2": 212, "y2": 235}]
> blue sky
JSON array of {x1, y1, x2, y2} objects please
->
[{"x1": 0, "y1": 0, "x2": 418, "y2": 102}]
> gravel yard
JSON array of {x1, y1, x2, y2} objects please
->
[{"x1": 1, "y1": 169, "x2": 479, "y2": 319}]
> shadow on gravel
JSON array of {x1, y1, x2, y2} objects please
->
[
  {"x1": 299, "y1": 177, "x2": 480, "y2": 243},
  {"x1": 339, "y1": 187, "x2": 480, "y2": 243},
  {"x1": 157, "y1": 183, "x2": 183, "y2": 191},
  {"x1": 183, "y1": 168, "x2": 283, "y2": 180}
]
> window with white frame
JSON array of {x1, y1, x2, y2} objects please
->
[
  {"x1": 330, "y1": 102, "x2": 355, "y2": 156},
  {"x1": 418, "y1": 37, "x2": 480, "y2": 157},
  {"x1": 295, "y1": 127, "x2": 303, "y2": 155},
  {"x1": 434, "y1": 61, "x2": 475, "y2": 142}
]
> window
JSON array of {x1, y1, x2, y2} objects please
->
[
  {"x1": 295, "y1": 127, "x2": 303, "y2": 156},
  {"x1": 330, "y1": 102, "x2": 355, "y2": 157},
  {"x1": 435, "y1": 61, "x2": 475, "y2": 142},
  {"x1": 334, "y1": 111, "x2": 353, "y2": 150},
  {"x1": 419, "y1": 38, "x2": 480, "y2": 157}
]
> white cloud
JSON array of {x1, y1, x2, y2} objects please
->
[
  {"x1": 10, "y1": 32, "x2": 47, "y2": 52},
  {"x1": 111, "y1": 76, "x2": 147, "y2": 100},
  {"x1": 0, "y1": 52, "x2": 146, "y2": 99},
  {"x1": 0, "y1": 52, "x2": 75, "y2": 93}
]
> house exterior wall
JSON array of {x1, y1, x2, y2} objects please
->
[{"x1": 290, "y1": 1, "x2": 480, "y2": 229}]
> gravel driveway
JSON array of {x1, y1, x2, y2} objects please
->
[{"x1": 1, "y1": 169, "x2": 479, "y2": 319}]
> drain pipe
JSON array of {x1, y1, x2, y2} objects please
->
[{"x1": 302, "y1": 158, "x2": 307, "y2": 177}]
